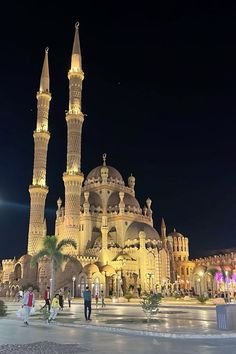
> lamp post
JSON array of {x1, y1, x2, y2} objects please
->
[
  {"x1": 117, "y1": 275, "x2": 120, "y2": 298},
  {"x1": 177, "y1": 275, "x2": 180, "y2": 291},
  {"x1": 225, "y1": 271, "x2": 229, "y2": 303},
  {"x1": 72, "y1": 276, "x2": 76, "y2": 298},
  {"x1": 197, "y1": 278, "x2": 201, "y2": 296},
  {"x1": 147, "y1": 273, "x2": 153, "y2": 292},
  {"x1": 186, "y1": 280, "x2": 190, "y2": 295},
  {"x1": 151, "y1": 274, "x2": 154, "y2": 292},
  {"x1": 49, "y1": 278, "x2": 52, "y2": 299}
]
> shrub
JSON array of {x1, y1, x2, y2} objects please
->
[
  {"x1": 0, "y1": 300, "x2": 7, "y2": 316},
  {"x1": 197, "y1": 295, "x2": 209, "y2": 303},
  {"x1": 141, "y1": 292, "x2": 162, "y2": 322},
  {"x1": 124, "y1": 292, "x2": 133, "y2": 302}
]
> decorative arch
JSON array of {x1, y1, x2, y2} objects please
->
[
  {"x1": 14, "y1": 264, "x2": 22, "y2": 281},
  {"x1": 77, "y1": 272, "x2": 87, "y2": 297}
]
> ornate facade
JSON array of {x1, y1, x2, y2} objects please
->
[{"x1": 1, "y1": 23, "x2": 228, "y2": 299}]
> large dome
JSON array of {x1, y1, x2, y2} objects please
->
[
  {"x1": 85, "y1": 165, "x2": 124, "y2": 184},
  {"x1": 125, "y1": 222, "x2": 160, "y2": 240}
]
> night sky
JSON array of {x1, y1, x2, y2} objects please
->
[{"x1": 1, "y1": 2, "x2": 236, "y2": 261}]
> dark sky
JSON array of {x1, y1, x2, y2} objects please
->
[{"x1": 0, "y1": 2, "x2": 236, "y2": 261}]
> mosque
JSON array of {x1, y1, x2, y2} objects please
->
[{"x1": 1, "y1": 23, "x2": 233, "y2": 299}]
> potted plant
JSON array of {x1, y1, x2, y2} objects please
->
[
  {"x1": 141, "y1": 292, "x2": 162, "y2": 322},
  {"x1": 197, "y1": 295, "x2": 209, "y2": 304},
  {"x1": 124, "y1": 291, "x2": 133, "y2": 303}
]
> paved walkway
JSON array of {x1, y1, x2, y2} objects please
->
[
  {"x1": 0, "y1": 318, "x2": 236, "y2": 354},
  {"x1": 3, "y1": 300, "x2": 236, "y2": 339}
]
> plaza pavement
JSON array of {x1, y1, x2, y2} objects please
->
[{"x1": 1, "y1": 299, "x2": 236, "y2": 353}]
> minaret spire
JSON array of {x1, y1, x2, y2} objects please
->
[
  {"x1": 161, "y1": 217, "x2": 167, "y2": 248},
  {"x1": 28, "y1": 49, "x2": 51, "y2": 255},
  {"x1": 39, "y1": 47, "x2": 50, "y2": 93},
  {"x1": 71, "y1": 22, "x2": 82, "y2": 71},
  {"x1": 63, "y1": 22, "x2": 85, "y2": 253}
]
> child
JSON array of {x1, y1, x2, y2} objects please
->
[
  {"x1": 101, "y1": 290, "x2": 105, "y2": 308},
  {"x1": 48, "y1": 294, "x2": 60, "y2": 323},
  {"x1": 95, "y1": 292, "x2": 99, "y2": 309}
]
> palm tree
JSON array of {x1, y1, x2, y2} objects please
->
[
  {"x1": 31, "y1": 235, "x2": 77, "y2": 295},
  {"x1": 221, "y1": 267, "x2": 232, "y2": 302},
  {"x1": 207, "y1": 268, "x2": 218, "y2": 297}
]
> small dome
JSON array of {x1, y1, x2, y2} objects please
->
[
  {"x1": 101, "y1": 265, "x2": 116, "y2": 276},
  {"x1": 80, "y1": 192, "x2": 102, "y2": 208},
  {"x1": 207, "y1": 265, "x2": 222, "y2": 272},
  {"x1": 113, "y1": 251, "x2": 135, "y2": 261},
  {"x1": 85, "y1": 166, "x2": 124, "y2": 184},
  {"x1": 83, "y1": 263, "x2": 100, "y2": 275},
  {"x1": 168, "y1": 231, "x2": 185, "y2": 239},
  {"x1": 125, "y1": 222, "x2": 160, "y2": 241},
  {"x1": 18, "y1": 254, "x2": 32, "y2": 264},
  {"x1": 107, "y1": 192, "x2": 140, "y2": 210}
]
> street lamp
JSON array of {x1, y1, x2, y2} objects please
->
[
  {"x1": 225, "y1": 271, "x2": 229, "y2": 303},
  {"x1": 49, "y1": 278, "x2": 52, "y2": 298},
  {"x1": 147, "y1": 273, "x2": 152, "y2": 292},
  {"x1": 197, "y1": 278, "x2": 201, "y2": 296},
  {"x1": 186, "y1": 280, "x2": 190, "y2": 295},
  {"x1": 72, "y1": 276, "x2": 76, "y2": 298},
  {"x1": 177, "y1": 275, "x2": 180, "y2": 291},
  {"x1": 117, "y1": 275, "x2": 120, "y2": 298}
]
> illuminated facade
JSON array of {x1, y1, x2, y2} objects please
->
[{"x1": 0, "y1": 23, "x2": 204, "y2": 298}]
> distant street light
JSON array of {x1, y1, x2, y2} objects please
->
[
  {"x1": 225, "y1": 271, "x2": 229, "y2": 303},
  {"x1": 72, "y1": 276, "x2": 76, "y2": 298},
  {"x1": 49, "y1": 278, "x2": 52, "y2": 298}
]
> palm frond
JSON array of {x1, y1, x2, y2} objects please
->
[
  {"x1": 57, "y1": 238, "x2": 77, "y2": 251},
  {"x1": 53, "y1": 251, "x2": 64, "y2": 268},
  {"x1": 30, "y1": 249, "x2": 50, "y2": 267},
  {"x1": 63, "y1": 254, "x2": 79, "y2": 264},
  {"x1": 43, "y1": 235, "x2": 58, "y2": 254}
]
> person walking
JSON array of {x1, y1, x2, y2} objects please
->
[
  {"x1": 59, "y1": 289, "x2": 64, "y2": 310},
  {"x1": 101, "y1": 290, "x2": 105, "y2": 308},
  {"x1": 22, "y1": 287, "x2": 35, "y2": 325},
  {"x1": 48, "y1": 294, "x2": 60, "y2": 323},
  {"x1": 41, "y1": 286, "x2": 51, "y2": 311},
  {"x1": 67, "y1": 289, "x2": 72, "y2": 308},
  {"x1": 17, "y1": 288, "x2": 23, "y2": 302},
  {"x1": 83, "y1": 286, "x2": 92, "y2": 321}
]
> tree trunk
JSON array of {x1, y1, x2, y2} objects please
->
[{"x1": 50, "y1": 260, "x2": 56, "y2": 297}]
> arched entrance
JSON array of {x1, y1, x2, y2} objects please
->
[
  {"x1": 14, "y1": 264, "x2": 22, "y2": 281},
  {"x1": 93, "y1": 277, "x2": 100, "y2": 296},
  {"x1": 78, "y1": 274, "x2": 87, "y2": 297}
]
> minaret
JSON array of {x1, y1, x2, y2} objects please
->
[
  {"x1": 28, "y1": 48, "x2": 51, "y2": 255},
  {"x1": 63, "y1": 22, "x2": 84, "y2": 251},
  {"x1": 161, "y1": 217, "x2": 167, "y2": 249}
]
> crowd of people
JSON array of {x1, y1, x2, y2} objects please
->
[{"x1": 17, "y1": 285, "x2": 106, "y2": 325}]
